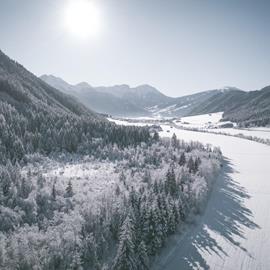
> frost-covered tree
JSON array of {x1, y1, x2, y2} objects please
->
[
  {"x1": 178, "y1": 152, "x2": 186, "y2": 166},
  {"x1": 65, "y1": 180, "x2": 74, "y2": 198},
  {"x1": 171, "y1": 133, "x2": 179, "y2": 148},
  {"x1": 137, "y1": 240, "x2": 149, "y2": 270},
  {"x1": 112, "y1": 214, "x2": 138, "y2": 270},
  {"x1": 165, "y1": 166, "x2": 177, "y2": 197}
]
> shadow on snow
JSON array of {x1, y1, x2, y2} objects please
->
[{"x1": 154, "y1": 158, "x2": 260, "y2": 270}]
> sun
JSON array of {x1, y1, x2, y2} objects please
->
[{"x1": 64, "y1": 0, "x2": 101, "y2": 39}]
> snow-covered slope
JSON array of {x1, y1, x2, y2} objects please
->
[{"x1": 153, "y1": 127, "x2": 270, "y2": 270}]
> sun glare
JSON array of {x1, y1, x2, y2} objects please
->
[{"x1": 64, "y1": 0, "x2": 101, "y2": 39}]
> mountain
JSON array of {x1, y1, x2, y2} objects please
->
[
  {"x1": 96, "y1": 83, "x2": 173, "y2": 107},
  {"x1": 41, "y1": 75, "x2": 228, "y2": 118},
  {"x1": 41, "y1": 75, "x2": 270, "y2": 126},
  {"x1": 223, "y1": 86, "x2": 270, "y2": 126},
  {"x1": 0, "y1": 56, "x2": 98, "y2": 119},
  {"x1": 147, "y1": 89, "x2": 234, "y2": 117},
  {"x1": 41, "y1": 75, "x2": 239, "y2": 117},
  {"x1": 187, "y1": 88, "x2": 245, "y2": 116},
  {"x1": 41, "y1": 75, "x2": 150, "y2": 117},
  {"x1": 0, "y1": 50, "x2": 152, "y2": 163}
]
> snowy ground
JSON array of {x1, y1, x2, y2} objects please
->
[
  {"x1": 107, "y1": 117, "x2": 149, "y2": 126},
  {"x1": 176, "y1": 112, "x2": 225, "y2": 128},
  {"x1": 152, "y1": 126, "x2": 270, "y2": 270},
  {"x1": 173, "y1": 112, "x2": 270, "y2": 141},
  {"x1": 207, "y1": 127, "x2": 270, "y2": 141}
]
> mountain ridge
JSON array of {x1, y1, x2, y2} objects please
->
[
  {"x1": 41, "y1": 74, "x2": 238, "y2": 117},
  {"x1": 40, "y1": 74, "x2": 270, "y2": 126},
  {"x1": 0, "y1": 50, "x2": 152, "y2": 163}
]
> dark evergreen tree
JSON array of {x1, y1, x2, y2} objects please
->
[
  {"x1": 187, "y1": 157, "x2": 195, "y2": 173},
  {"x1": 51, "y1": 182, "x2": 57, "y2": 201},
  {"x1": 165, "y1": 166, "x2": 177, "y2": 197},
  {"x1": 65, "y1": 180, "x2": 74, "y2": 198},
  {"x1": 171, "y1": 133, "x2": 179, "y2": 148},
  {"x1": 178, "y1": 152, "x2": 186, "y2": 166},
  {"x1": 137, "y1": 241, "x2": 149, "y2": 270},
  {"x1": 153, "y1": 131, "x2": 159, "y2": 141},
  {"x1": 112, "y1": 215, "x2": 138, "y2": 270}
]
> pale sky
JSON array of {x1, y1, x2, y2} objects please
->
[{"x1": 1, "y1": 0, "x2": 270, "y2": 96}]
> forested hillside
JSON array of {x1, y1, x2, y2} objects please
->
[
  {"x1": 0, "y1": 50, "x2": 152, "y2": 164},
  {"x1": 223, "y1": 86, "x2": 270, "y2": 126}
]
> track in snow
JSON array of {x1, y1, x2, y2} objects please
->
[{"x1": 152, "y1": 126, "x2": 270, "y2": 270}]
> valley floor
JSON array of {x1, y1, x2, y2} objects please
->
[{"x1": 152, "y1": 127, "x2": 270, "y2": 269}]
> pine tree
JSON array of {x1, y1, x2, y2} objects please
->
[
  {"x1": 165, "y1": 166, "x2": 177, "y2": 197},
  {"x1": 171, "y1": 133, "x2": 178, "y2": 148},
  {"x1": 119, "y1": 171, "x2": 126, "y2": 183},
  {"x1": 19, "y1": 177, "x2": 31, "y2": 198},
  {"x1": 194, "y1": 157, "x2": 201, "y2": 173},
  {"x1": 65, "y1": 180, "x2": 74, "y2": 198},
  {"x1": 37, "y1": 174, "x2": 45, "y2": 190},
  {"x1": 153, "y1": 131, "x2": 159, "y2": 141},
  {"x1": 81, "y1": 234, "x2": 101, "y2": 270},
  {"x1": 187, "y1": 157, "x2": 195, "y2": 173},
  {"x1": 178, "y1": 152, "x2": 186, "y2": 166},
  {"x1": 51, "y1": 182, "x2": 57, "y2": 201},
  {"x1": 137, "y1": 241, "x2": 149, "y2": 270},
  {"x1": 112, "y1": 215, "x2": 138, "y2": 270},
  {"x1": 142, "y1": 170, "x2": 151, "y2": 183},
  {"x1": 115, "y1": 184, "x2": 121, "y2": 196}
]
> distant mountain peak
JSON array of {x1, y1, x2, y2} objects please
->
[
  {"x1": 219, "y1": 86, "x2": 242, "y2": 92},
  {"x1": 75, "y1": 82, "x2": 92, "y2": 88}
]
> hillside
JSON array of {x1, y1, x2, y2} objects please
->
[
  {"x1": 0, "y1": 54, "x2": 97, "y2": 118},
  {"x1": 41, "y1": 75, "x2": 152, "y2": 117},
  {"x1": 41, "y1": 75, "x2": 231, "y2": 118},
  {"x1": 188, "y1": 88, "x2": 245, "y2": 116},
  {"x1": 0, "y1": 50, "x2": 152, "y2": 163},
  {"x1": 221, "y1": 86, "x2": 270, "y2": 126}
]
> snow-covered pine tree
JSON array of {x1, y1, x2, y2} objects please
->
[
  {"x1": 178, "y1": 152, "x2": 186, "y2": 166},
  {"x1": 137, "y1": 240, "x2": 149, "y2": 270},
  {"x1": 65, "y1": 179, "x2": 74, "y2": 198},
  {"x1": 171, "y1": 133, "x2": 179, "y2": 149},
  {"x1": 112, "y1": 214, "x2": 138, "y2": 270},
  {"x1": 165, "y1": 166, "x2": 177, "y2": 197},
  {"x1": 187, "y1": 157, "x2": 195, "y2": 173}
]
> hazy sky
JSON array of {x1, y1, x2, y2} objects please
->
[{"x1": 1, "y1": 0, "x2": 270, "y2": 96}]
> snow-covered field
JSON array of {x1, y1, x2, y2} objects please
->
[
  {"x1": 153, "y1": 127, "x2": 270, "y2": 269},
  {"x1": 175, "y1": 112, "x2": 225, "y2": 128},
  {"x1": 208, "y1": 127, "x2": 270, "y2": 141},
  {"x1": 107, "y1": 117, "x2": 149, "y2": 126},
  {"x1": 172, "y1": 112, "x2": 270, "y2": 141}
]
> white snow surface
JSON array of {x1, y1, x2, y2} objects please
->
[
  {"x1": 208, "y1": 127, "x2": 270, "y2": 141},
  {"x1": 174, "y1": 112, "x2": 270, "y2": 141},
  {"x1": 175, "y1": 112, "x2": 225, "y2": 128},
  {"x1": 107, "y1": 117, "x2": 149, "y2": 126},
  {"x1": 152, "y1": 126, "x2": 270, "y2": 270}
]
